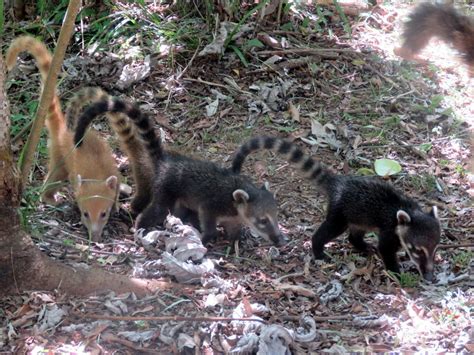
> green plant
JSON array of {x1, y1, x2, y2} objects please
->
[
  {"x1": 332, "y1": 0, "x2": 351, "y2": 37},
  {"x1": 452, "y1": 251, "x2": 473, "y2": 270},
  {"x1": 397, "y1": 271, "x2": 420, "y2": 288},
  {"x1": 407, "y1": 174, "x2": 437, "y2": 192}
]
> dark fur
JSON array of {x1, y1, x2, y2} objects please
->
[
  {"x1": 74, "y1": 99, "x2": 285, "y2": 246},
  {"x1": 397, "y1": 3, "x2": 474, "y2": 75},
  {"x1": 232, "y1": 136, "x2": 441, "y2": 281}
]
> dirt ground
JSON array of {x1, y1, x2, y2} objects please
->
[{"x1": 2, "y1": 1, "x2": 473, "y2": 353}]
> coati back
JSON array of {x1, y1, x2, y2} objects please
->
[
  {"x1": 6, "y1": 36, "x2": 120, "y2": 241},
  {"x1": 232, "y1": 136, "x2": 441, "y2": 281},
  {"x1": 66, "y1": 87, "x2": 154, "y2": 216},
  {"x1": 394, "y1": 3, "x2": 474, "y2": 76},
  {"x1": 73, "y1": 98, "x2": 287, "y2": 247}
]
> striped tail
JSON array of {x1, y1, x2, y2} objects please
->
[
  {"x1": 65, "y1": 87, "x2": 109, "y2": 129},
  {"x1": 6, "y1": 36, "x2": 52, "y2": 81},
  {"x1": 6, "y1": 36, "x2": 64, "y2": 135},
  {"x1": 232, "y1": 136, "x2": 335, "y2": 189},
  {"x1": 74, "y1": 98, "x2": 164, "y2": 164}
]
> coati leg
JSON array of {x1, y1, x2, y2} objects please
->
[
  {"x1": 348, "y1": 228, "x2": 376, "y2": 255},
  {"x1": 377, "y1": 231, "x2": 401, "y2": 275},
  {"x1": 312, "y1": 213, "x2": 348, "y2": 259},
  {"x1": 41, "y1": 151, "x2": 68, "y2": 204},
  {"x1": 130, "y1": 195, "x2": 153, "y2": 218},
  {"x1": 136, "y1": 202, "x2": 167, "y2": 230},
  {"x1": 136, "y1": 188, "x2": 177, "y2": 230},
  {"x1": 173, "y1": 205, "x2": 201, "y2": 230},
  {"x1": 221, "y1": 220, "x2": 244, "y2": 243},
  {"x1": 199, "y1": 207, "x2": 218, "y2": 245}
]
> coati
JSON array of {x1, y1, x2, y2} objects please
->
[
  {"x1": 394, "y1": 3, "x2": 474, "y2": 76},
  {"x1": 231, "y1": 136, "x2": 441, "y2": 281},
  {"x1": 65, "y1": 87, "x2": 155, "y2": 216},
  {"x1": 73, "y1": 97, "x2": 287, "y2": 247},
  {"x1": 6, "y1": 36, "x2": 120, "y2": 241}
]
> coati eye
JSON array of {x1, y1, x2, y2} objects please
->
[
  {"x1": 100, "y1": 211, "x2": 107, "y2": 219},
  {"x1": 258, "y1": 217, "x2": 268, "y2": 226},
  {"x1": 83, "y1": 211, "x2": 89, "y2": 219}
]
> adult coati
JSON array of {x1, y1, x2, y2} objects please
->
[
  {"x1": 231, "y1": 136, "x2": 441, "y2": 281},
  {"x1": 394, "y1": 3, "x2": 474, "y2": 76},
  {"x1": 6, "y1": 36, "x2": 120, "y2": 241},
  {"x1": 73, "y1": 97, "x2": 287, "y2": 246}
]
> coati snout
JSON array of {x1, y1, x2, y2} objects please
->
[
  {"x1": 76, "y1": 175, "x2": 119, "y2": 242},
  {"x1": 396, "y1": 207, "x2": 440, "y2": 282},
  {"x1": 233, "y1": 188, "x2": 287, "y2": 246}
]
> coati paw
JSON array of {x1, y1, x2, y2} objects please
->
[{"x1": 313, "y1": 251, "x2": 331, "y2": 262}]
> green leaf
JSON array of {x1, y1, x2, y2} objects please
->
[
  {"x1": 356, "y1": 167, "x2": 375, "y2": 176},
  {"x1": 374, "y1": 159, "x2": 402, "y2": 176},
  {"x1": 229, "y1": 45, "x2": 248, "y2": 67},
  {"x1": 418, "y1": 143, "x2": 432, "y2": 153},
  {"x1": 244, "y1": 38, "x2": 265, "y2": 50},
  {"x1": 281, "y1": 22, "x2": 294, "y2": 31},
  {"x1": 352, "y1": 59, "x2": 365, "y2": 66}
]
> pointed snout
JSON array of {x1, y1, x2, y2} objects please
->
[
  {"x1": 423, "y1": 271, "x2": 434, "y2": 282},
  {"x1": 272, "y1": 233, "x2": 289, "y2": 247},
  {"x1": 90, "y1": 224, "x2": 104, "y2": 242}
]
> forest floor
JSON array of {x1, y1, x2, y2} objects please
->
[{"x1": 2, "y1": 1, "x2": 473, "y2": 353}]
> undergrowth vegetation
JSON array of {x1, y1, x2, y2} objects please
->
[{"x1": 3, "y1": 0, "x2": 473, "y2": 352}]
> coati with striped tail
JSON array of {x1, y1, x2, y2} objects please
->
[
  {"x1": 73, "y1": 97, "x2": 287, "y2": 247},
  {"x1": 6, "y1": 36, "x2": 120, "y2": 241},
  {"x1": 65, "y1": 87, "x2": 155, "y2": 217},
  {"x1": 231, "y1": 136, "x2": 441, "y2": 281},
  {"x1": 394, "y1": 3, "x2": 474, "y2": 76}
]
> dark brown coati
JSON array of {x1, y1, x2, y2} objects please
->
[
  {"x1": 394, "y1": 3, "x2": 474, "y2": 76},
  {"x1": 73, "y1": 98, "x2": 287, "y2": 246},
  {"x1": 66, "y1": 87, "x2": 154, "y2": 216},
  {"x1": 232, "y1": 136, "x2": 441, "y2": 281}
]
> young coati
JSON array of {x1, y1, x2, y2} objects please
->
[
  {"x1": 73, "y1": 97, "x2": 287, "y2": 247},
  {"x1": 65, "y1": 87, "x2": 155, "y2": 216},
  {"x1": 232, "y1": 136, "x2": 441, "y2": 281},
  {"x1": 394, "y1": 3, "x2": 474, "y2": 76},
  {"x1": 6, "y1": 36, "x2": 120, "y2": 241}
]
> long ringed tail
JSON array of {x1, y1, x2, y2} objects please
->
[
  {"x1": 65, "y1": 87, "x2": 109, "y2": 129},
  {"x1": 74, "y1": 98, "x2": 163, "y2": 163},
  {"x1": 6, "y1": 36, "x2": 64, "y2": 134},
  {"x1": 232, "y1": 136, "x2": 335, "y2": 189}
]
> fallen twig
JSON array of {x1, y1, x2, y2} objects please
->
[
  {"x1": 74, "y1": 312, "x2": 268, "y2": 324},
  {"x1": 102, "y1": 333, "x2": 162, "y2": 354},
  {"x1": 437, "y1": 243, "x2": 474, "y2": 249}
]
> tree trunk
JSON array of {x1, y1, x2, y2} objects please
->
[{"x1": 0, "y1": 54, "x2": 173, "y2": 297}]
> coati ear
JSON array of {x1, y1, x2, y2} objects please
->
[
  {"x1": 105, "y1": 175, "x2": 118, "y2": 190},
  {"x1": 397, "y1": 210, "x2": 411, "y2": 225},
  {"x1": 261, "y1": 181, "x2": 270, "y2": 191},
  {"x1": 233, "y1": 189, "x2": 249, "y2": 205},
  {"x1": 429, "y1": 206, "x2": 438, "y2": 220}
]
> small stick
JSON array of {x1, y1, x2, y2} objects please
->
[
  {"x1": 437, "y1": 243, "x2": 474, "y2": 249},
  {"x1": 74, "y1": 312, "x2": 267, "y2": 324},
  {"x1": 102, "y1": 334, "x2": 162, "y2": 354}
]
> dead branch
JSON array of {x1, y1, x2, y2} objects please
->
[{"x1": 74, "y1": 312, "x2": 268, "y2": 324}]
